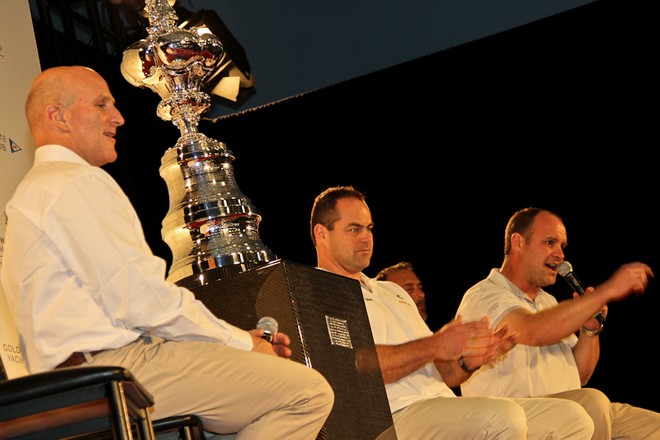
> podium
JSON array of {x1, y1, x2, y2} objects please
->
[{"x1": 184, "y1": 260, "x2": 397, "y2": 440}]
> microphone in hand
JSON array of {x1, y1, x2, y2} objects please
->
[
  {"x1": 557, "y1": 261, "x2": 606, "y2": 324},
  {"x1": 256, "y1": 316, "x2": 279, "y2": 343}
]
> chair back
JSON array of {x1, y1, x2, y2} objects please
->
[
  {"x1": 0, "y1": 283, "x2": 205, "y2": 438},
  {"x1": 0, "y1": 288, "x2": 28, "y2": 379},
  {"x1": 0, "y1": 365, "x2": 156, "y2": 439}
]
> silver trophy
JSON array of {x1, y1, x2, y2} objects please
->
[{"x1": 120, "y1": 0, "x2": 276, "y2": 288}]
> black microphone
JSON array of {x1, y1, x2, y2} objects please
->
[
  {"x1": 557, "y1": 261, "x2": 606, "y2": 324},
  {"x1": 256, "y1": 316, "x2": 278, "y2": 343}
]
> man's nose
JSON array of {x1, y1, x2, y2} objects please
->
[{"x1": 112, "y1": 107, "x2": 125, "y2": 126}]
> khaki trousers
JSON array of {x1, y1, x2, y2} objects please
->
[
  {"x1": 85, "y1": 335, "x2": 334, "y2": 439},
  {"x1": 392, "y1": 394, "x2": 595, "y2": 439},
  {"x1": 548, "y1": 388, "x2": 660, "y2": 440}
]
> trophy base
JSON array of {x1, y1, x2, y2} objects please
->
[
  {"x1": 182, "y1": 259, "x2": 397, "y2": 440},
  {"x1": 169, "y1": 258, "x2": 273, "y2": 288}
]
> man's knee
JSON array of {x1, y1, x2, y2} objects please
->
[
  {"x1": 551, "y1": 388, "x2": 611, "y2": 438},
  {"x1": 304, "y1": 368, "x2": 335, "y2": 412},
  {"x1": 318, "y1": 376, "x2": 335, "y2": 410},
  {"x1": 558, "y1": 399, "x2": 595, "y2": 438},
  {"x1": 569, "y1": 387, "x2": 612, "y2": 428},
  {"x1": 579, "y1": 388, "x2": 611, "y2": 415},
  {"x1": 488, "y1": 399, "x2": 528, "y2": 437}
]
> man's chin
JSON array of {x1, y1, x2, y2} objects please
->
[
  {"x1": 541, "y1": 275, "x2": 557, "y2": 288},
  {"x1": 357, "y1": 254, "x2": 372, "y2": 270}
]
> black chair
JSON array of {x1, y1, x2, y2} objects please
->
[
  {"x1": 151, "y1": 414, "x2": 206, "y2": 440},
  {"x1": 0, "y1": 367, "x2": 209, "y2": 440},
  {"x1": 0, "y1": 307, "x2": 205, "y2": 439},
  {"x1": 0, "y1": 365, "x2": 156, "y2": 439}
]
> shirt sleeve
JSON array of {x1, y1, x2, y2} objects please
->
[
  {"x1": 457, "y1": 276, "x2": 523, "y2": 329},
  {"x1": 46, "y1": 167, "x2": 253, "y2": 351}
]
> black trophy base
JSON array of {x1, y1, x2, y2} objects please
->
[{"x1": 183, "y1": 259, "x2": 397, "y2": 440}]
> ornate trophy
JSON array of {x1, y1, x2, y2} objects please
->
[{"x1": 120, "y1": 0, "x2": 276, "y2": 288}]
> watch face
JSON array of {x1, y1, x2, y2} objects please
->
[
  {"x1": 581, "y1": 325, "x2": 603, "y2": 336},
  {"x1": 458, "y1": 355, "x2": 477, "y2": 373}
]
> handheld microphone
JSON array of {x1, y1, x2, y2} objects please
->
[
  {"x1": 256, "y1": 316, "x2": 278, "y2": 343},
  {"x1": 557, "y1": 261, "x2": 606, "y2": 324}
]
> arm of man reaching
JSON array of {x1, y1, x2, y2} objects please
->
[
  {"x1": 374, "y1": 316, "x2": 515, "y2": 387},
  {"x1": 500, "y1": 262, "x2": 653, "y2": 348}
]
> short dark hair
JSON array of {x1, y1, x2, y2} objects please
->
[
  {"x1": 375, "y1": 261, "x2": 414, "y2": 281},
  {"x1": 504, "y1": 207, "x2": 562, "y2": 256},
  {"x1": 310, "y1": 186, "x2": 365, "y2": 245}
]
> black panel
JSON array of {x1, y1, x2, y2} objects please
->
[{"x1": 188, "y1": 260, "x2": 397, "y2": 440}]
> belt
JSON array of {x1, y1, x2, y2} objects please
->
[{"x1": 56, "y1": 350, "x2": 103, "y2": 369}]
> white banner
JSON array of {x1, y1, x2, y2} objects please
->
[{"x1": 0, "y1": 0, "x2": 41, "y2": 378}]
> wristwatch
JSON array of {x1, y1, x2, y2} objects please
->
[
  {"x1": 458, "y1": 355, "x2": 478, "y2": 373},
  {"x1": 580, "y1": 324, "x2": 604, "y2": 336}
]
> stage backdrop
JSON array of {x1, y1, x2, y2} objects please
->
[{"x1": 0, "y1": 0, "x2": 41, "y2": 378}]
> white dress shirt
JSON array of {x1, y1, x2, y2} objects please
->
[{"x1": 1, "y1": 144, "x2": 252, "y2": 372}]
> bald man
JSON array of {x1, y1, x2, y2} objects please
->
[{"x1": 1, "y1": 66, "x2": 333, "y2": 439}]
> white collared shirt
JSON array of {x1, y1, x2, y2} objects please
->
[
  {"x1": 1, "y1": 145, "x2": 252, "y2": 372},
  {"x1": 457, "y1": 269, "x2": 581, "y2": 397},
  {"x1": 359, "y1": 273, "x2": 456, "y2": 414}
]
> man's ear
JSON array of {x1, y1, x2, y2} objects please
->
[
  {"x1": 511, "y1": 232, "x2": 523, "y2": 249},
  {"x1": 314, "y1": 224, "x2": 326, "y2": 240},
  {"x1": 46, "y1": 104, "x2": 67, "y2": 129}
]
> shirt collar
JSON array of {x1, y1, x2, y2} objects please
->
[{"x1": 34, "y1": 144, "x2": 90, "y2": 166}]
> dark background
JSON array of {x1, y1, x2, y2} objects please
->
[{"x1": 32, "y1": 0, "x2": 658, "y2": 412}]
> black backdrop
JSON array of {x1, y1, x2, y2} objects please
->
[{"x1": 34, "y1": 0, "x2": 658, "y2": 412}]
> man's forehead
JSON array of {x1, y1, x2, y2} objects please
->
[
  {"x1": 389, "y1": 270, "x2": 416, "y2": 281},
  {"x1": 337, "y1": 199, "x2": 371, "y2": 220},
  {"x1": 534, "y1": 213, "x2": 565, "y2": 232},
  {"x1": 532, "y1": 223, "x2": 567, "y2": 246}
]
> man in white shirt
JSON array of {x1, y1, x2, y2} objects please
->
[
  {"x1": 1, "y1": 65, "x2": 333, "y2": 439},
  {"x1": 309, "y1": 185, "x2": 595, "y2": 439},
  {"x1": 457, "y1": 206, "x2": 660, "y2": 439},
  {"x1": 376, "y1": 261, "x2": 427, "y2": 321}
]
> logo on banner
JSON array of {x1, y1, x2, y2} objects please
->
[
  {"x1": 9, "y1": 139, "x2": 21, "y2": 153},
  {"x1": 0, "y1": 133, "x2": 22, "y2": 153}
]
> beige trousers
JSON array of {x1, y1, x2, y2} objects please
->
[
  {"x1": 548, "y1": 388, "x2": 660, "y2": 440},
  {"x1": 85, "y1": 335, "x2": 334, "y2": 439},
  {"x1": 392, "y1": 394, "x2": 595, "y2": 439}
]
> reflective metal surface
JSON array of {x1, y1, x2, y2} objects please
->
[{"x1": 121, "y1": 0, "x2": 275, "y2": 287}]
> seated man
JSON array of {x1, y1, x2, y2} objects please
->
[
  {"x1": 457, "y1": 206, "x2": 660, "y2": 439},
  {"x1": 1, "y1": 65, "x2": 334, "y2": 439},
  {"x1": 309, "y1": 185, "x2": 595, "y2": 439},
  {"x1": 376, "y1": 261, "x2": 427, "y2": 321}
]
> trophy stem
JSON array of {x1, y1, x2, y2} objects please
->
[{"x1": 121, "y1": 0, "x2": 277, "y2": 287}]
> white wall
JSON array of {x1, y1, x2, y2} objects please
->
[{"x1": 0, "y1": 0, "x2": 41, "y2": 378}]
